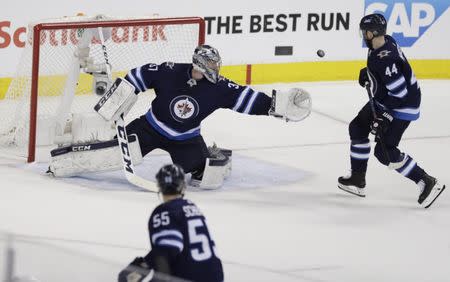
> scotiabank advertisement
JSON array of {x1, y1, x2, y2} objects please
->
[{"x1": 0, "y1": 0, "x2": 449, "y2": 77}]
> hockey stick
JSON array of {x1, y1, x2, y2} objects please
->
[
  {"x1": 98, "y1": 27, "x2": 158, "y2": 193},
  {"x1": 364, "y1": 80, "x2": 390, "y2": 164},
  {"x1": 115, "y1": 114, "x2": 158, "y2": 192}
]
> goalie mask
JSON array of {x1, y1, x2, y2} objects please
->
[
  {"x1": 192, "y1": 45, "x2": 222, "y2": 84},
  {"x1": 156, "y1": 164, "x2": 186, "y2": 195}
]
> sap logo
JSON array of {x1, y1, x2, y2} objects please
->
[{"x1": 364, "y1": 0, "x2": 449, "y2": 46}]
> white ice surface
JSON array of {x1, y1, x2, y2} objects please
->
[{"x1": 1, "y1": 80, "x2": 449, "y2": 282}]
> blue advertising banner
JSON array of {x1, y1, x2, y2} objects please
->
[{"x1": 364, "y1": 0, "x2": 449, "y2": 46}]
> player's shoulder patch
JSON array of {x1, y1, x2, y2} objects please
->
[
  {"x1": 370, "y1": 47, "x2": 398, "y2": 69},
  {"x1": 158, "y1": 61, "x2": 177, "y2": 71},
  {"x1": 374, "y1": 38, "x2": 402, "y2": 61},
  {"x1": 376, "y1": 49, "x2": 392, "y2": 59},
  {"x1": 215, "y1": 76, "x2": 229, "y2": 85},
  {"x1": 164, "y1": 61, "x2": 175, "y2": 69},
  {"x1": 160, "y1": 61, "x2": 191, "y2": 72},
  {"x1": 218, "y1": 75, "x2": 227, "y2": 82},
  {"x1": 213, "y1": 75, "x2": 227, "y2": 86}
]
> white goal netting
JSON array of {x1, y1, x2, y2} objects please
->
[{"x1": 0, "y1": 15, "x2": 203, "y2": 162}]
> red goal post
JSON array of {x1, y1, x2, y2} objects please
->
[{"x1": 0, "y1": 16, "x2": 205, "y2": 162}]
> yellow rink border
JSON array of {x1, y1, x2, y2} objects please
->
[
  {"x1": 221, "y1": 59, "x2": 450, "y2": 85},
  {"x1": 0, "y1": 78, "x2": 12, "y2": 100},
  {"x1": 1, "y1": 60, "x2": 449, "y2": 99}
]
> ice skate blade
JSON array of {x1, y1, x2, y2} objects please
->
[
  {"x1": 422, "y1": 184, "x2": 446, "y2": 209},
  {"x1": 337, "y1": 183, "x2": 365, "y2": 197}
]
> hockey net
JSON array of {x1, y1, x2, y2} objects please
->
[{"x1": 0, "y1": 15, "x2": 205, "y2": 162}]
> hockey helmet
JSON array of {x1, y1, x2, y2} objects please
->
[
  {"x1": 192, "y1": 44, "x2": 222, "y2": 84},
  {"x1": 360, "y1": 13, "x2": 387, "y2": 49},
  {"x1": 156, "y1": 164, "x2": 186, "y2": 195}
]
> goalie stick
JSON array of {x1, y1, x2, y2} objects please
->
[{"x1": 97, "y1": 27, "x2": 158, "y2": 193}]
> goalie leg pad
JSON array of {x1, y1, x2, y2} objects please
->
[
  {"x1": 190, "y1": 145, "x2": 232, "y2": 189},
  {"x1": 71, "y1": 112, "x2": 117, "y2": 145},
  {"x1": 53, "y1": 112, "x2": 116, "y2": 147},
  {"x1": 48, "y1": 134, "x2": 143, "y2": 177},
  {"x1": 94, "y1": 78, "x2": 137, "y2": 121}
]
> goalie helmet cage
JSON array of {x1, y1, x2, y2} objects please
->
[{"x1": 0, "y1": 15, "x2": 205, "y2": 162}]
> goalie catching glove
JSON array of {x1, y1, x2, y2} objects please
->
[
  {"x1": 94, "y1": 77, "x2": 138, "y2": 121},
  {"x1": 269, "y1": 88, "x2": 312, "y2": 122}
]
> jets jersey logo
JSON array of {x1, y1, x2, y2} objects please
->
[
  {"x1": 377, "y1": 50, "x2": 391, "y2": 58},
  {"x1": 170, "y1": 96, "x2": 199, "y2": 123}
]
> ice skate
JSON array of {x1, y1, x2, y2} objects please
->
[
  {"x1": 418, "y1": 173, "x2": 446, "y2": 209},
  {"x1": 338, "y1": 171, "x2": 366, "y2": 197}
]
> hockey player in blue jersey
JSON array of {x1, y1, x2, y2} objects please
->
[
  {"x1": 118, "y1": 164, "x2": 224, "y2": 282},
  {"x1": 92, "y1": 44, "x2": 311, "y2": 188},
  {"x1": 337, "y1": 14, "x2": 446, "y2": 208}
]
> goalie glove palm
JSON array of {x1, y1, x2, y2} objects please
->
[{"x1": 269, "y1": 88, "x2": 312, "y2": 122}]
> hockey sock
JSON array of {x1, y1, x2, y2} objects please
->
[
  {"x1": 350, "y1": 139, "x2": 371, "y2": 173},
  {"x1": 394, "y1": 154, "x2": 425, "y2": 183}
]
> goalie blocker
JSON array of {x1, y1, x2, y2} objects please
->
[{"x1": 94, "y1": 77, "x2": 137, "y2": 122}]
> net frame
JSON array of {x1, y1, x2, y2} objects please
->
[{"x1": 13, "y1": 17, "x2": 205, "y2": 162}]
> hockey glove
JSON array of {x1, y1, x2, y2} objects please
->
[
  {"x1": 94, "y1": 78, "x2": 137, "y2": 121},
  {"x1": 118, "y1": 257, "x2": 152, "y2": 282},
  {"x1": 371, "y1": 111, "x2": 393, "y2": 140},
  {"x1": 269, "y1": 88, "x2": 312, "y2": 122},
  {"x1": 359, "y1": 67, "x2": 369, "y2": 87}
]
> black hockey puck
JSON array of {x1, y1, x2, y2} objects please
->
[{"x1": 317, "y1": 49, "x2": 325, "y2": 58}]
